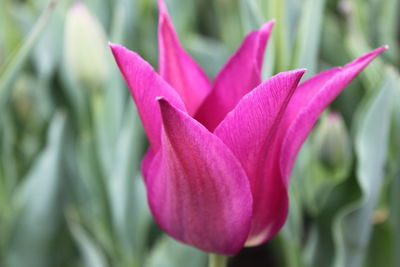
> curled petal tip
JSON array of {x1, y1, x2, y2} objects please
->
[{"x1": 155, "y1": 96, "x2": 165, "y2": 102}]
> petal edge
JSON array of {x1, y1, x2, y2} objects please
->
[{"x1": 147, "y1": 98, "x2": 253, "y2": 255}]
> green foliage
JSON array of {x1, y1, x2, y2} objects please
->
[{"x1": 0, "y1": 0, "x2": 398, "y2": 266}]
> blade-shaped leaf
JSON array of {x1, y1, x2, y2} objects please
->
[
  {"x1": 0, "y1": 1, "x2": 56, "y2": 110},
  {"x1": 68, "y1": 213, "x2": 108, "y2": 267},
  {"x1": 239, "y1": 0, "x2": 264, "y2": 33},
  {"x1": 108, "y1": 104, "x2": 150, "y2": 263},
  {"x1": 6, "y1": 112, "x2": 66, "y2": 267},
  {"x1": 144, "y1": 235, "x2": 207, "y2": 267},
  {"x1": 389, "y1": 69, "x2": 400, "y2": 267},
  {"x1": 291, "y1": 0, "x2": 327, "y2": 77},
  {"x1": 333, "y1": 73, "x2": 394, "y2": 267}
]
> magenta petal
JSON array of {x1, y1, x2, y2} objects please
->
[
  {"x1": 195, "y1": 21, "x2": 275, "y2": 131},
  {"x1": 147, "y1": 98, "x2": 253, "y2": 255},
  {"x1": 214, "y1": 69, "x2": 306, "y2": 246},
  {"x1": 141, "y1": 149, "x2": 155, "y2": 183},
  {"x1": 279, "y1": 46, "x2": 388, "y2": 186},
  {"x1": 109, "y1": 43, "x2": 186, "y2": 150},
  {"x1": 158, "y1": 0, "x2": 212, "y2": 115}
]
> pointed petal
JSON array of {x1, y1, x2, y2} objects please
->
[
  {"x1": 279, "y1": 46, "x2": 388, "y2": 186},
  {"x1": 158, "y1": 0, "x2": 212, "y2": 115},
  {"x1": 109, "y1": 43, "x2": 186, "y2": 150},
  {"x1": 214, "y1": 69, "x2": 305, "y2": 246},
  {"x1": 196, "y1": 21, "x2": 275, "y2": 131},
  {"x1": 147, "y1": 98, "x2": 252, "y2": 255}
]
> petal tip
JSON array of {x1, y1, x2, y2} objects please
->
[
  {"x1": 373, "y1": 45, "x2": 389, "y2": 55},
  {"x1": 288, "y1": 68, "x2": 307, "y2": 79},
  {"x1": 259, "y1": 20, "x2": 275, "y2": 34},
  {"x1": 156, "y1": 96, "x2": 165, "y2": 102},
  {"x1": 157, "y1": 97, "x2": 173, "y2": 115},
  {"x1": 265, "y1": 19, "x2": 276, "y2": 28},
  {"x1": 297, "y1": 68, "x2": 307, "y2": 74},
  {"x1": 108, "y1": 42, "x2": 124, "y2": 55},
  {"x1": 158, "y1": 0, "x2": 168, "y2": 15},
  {"x1": 108, "y1": 41, "x2": 117, "y2": 49}
]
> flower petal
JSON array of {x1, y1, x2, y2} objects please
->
[
  {"x1": 279, "y1": 46, "x2": 388, "y2": 186},
  {"x1": 141, "y1": 149, "x2": 155, "y2": 183},
  {"x1": 147, "y1": 98, "x2": 253, "y2": 255},
  {"x1": 195, "y1": 21, "x2": 275, "y2": 131},
  {"x1": 214, "y1": 69, "x2": 306, "y2": 246},
  {"x1": 109, "y1": 43, "x2": 186, "y2": 150},
  {"x1": 158, "y1": 0, "x2": 212, "y2": 115}
]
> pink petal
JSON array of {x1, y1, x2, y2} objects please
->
[
  {"x1": 195, "y1": 21, "x2": 275, "y2": 131},
  {"x1": 141, "y1": 149, "x2": 155, "y2": 183},
  {"x1": 279, "y1": 46, "x2": 388, "y2": 186},
  {"x1": 158, "y1": 0, "x2": 212, "y2": 115},
  {"x1": 147, "y1": 98, "x2": 253, "y2": 255},
  {"x1": 109, "y1": 43, "x2": 186, "y2": 150},
  {"x1": 214, "y1": 69, "x2": 306, "y2": 246}
]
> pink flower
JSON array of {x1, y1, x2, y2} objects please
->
[{"x1": 109, "y1": 0, "x2": 386, "y2": 255}]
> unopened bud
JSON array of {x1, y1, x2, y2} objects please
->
[
  {"x1": 338, "y1": 0, "x2": 352, "y2": 16},
  {"x1": 313, "y1": 112, "x2": 352, "y2": 173},
  {"x1": 64, "y1": 2, "x2": 109, "y2": 90}
]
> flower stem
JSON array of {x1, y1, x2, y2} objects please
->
[{"x1": 208, "y1": 254, "x2": 228, "y2": 267}]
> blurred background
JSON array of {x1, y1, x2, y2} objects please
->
[{"x1": 0, "y1": 0, "x2": 399, "y2": 266}]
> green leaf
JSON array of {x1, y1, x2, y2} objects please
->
[
  {"x1": 344, "y1": 1, "x2": 386, "y2": 93},
  {"x1": 291, "y1": 0, "x2": 327, "y2": 77},
  {"x1": 376, "y1": 0, "x2": 399, "y2": 64},
  {"x1": 238, "y1": 0, "x2": 275, "y2": 79},
  {"x1": 167, "y1": 0, "x2": 197, "y2": 39},
  {"x1": 187, "y1": 34, "x2": 230, "y2": 78},
  {"x1": 108, "y1": 104, "x2": 150, "y2": 264},
  {"x1": 144, "y1": 235, "x2": 207, "y2": 267},
  {"x1": 0, "y1": 1, "x2": 56, "y2": 111},
  {"x1": 301, "y1": 112, "x2": 352, "y2": 215},
  {"x1": 68, "y1": 211, "x2": 109, "y2": 267},
  {"x1": 388, "y1": 69, "x2": 400, "y2": 267},
  {"x1": 268, "y1": 0, "x2": 290, "y2": 72},
  {"x1": 6, "y1": 112, "x2": 67, "y2": 267},
  {"x1": 392, "y1": 169, "x2": 400, "y2": 267},
  {"x1": 365, "y1": 223, "x2": 394, "y2": 267},
  {"x1": 239, "y1": 0, "x2": 264, "y2": 33},
  {"x1": 333, "y1": 73, "x2": 394, "y2": 267},
  {"x1": 32, "y1": 1, "x2": 63, "y2": 78}
]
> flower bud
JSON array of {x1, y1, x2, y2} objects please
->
[
  {"x1": 313, "y1": 112, "x2": 352, "y2": 173},
  {"x1": 64, "y1": 2, "x2": 109, "y2": 90}
]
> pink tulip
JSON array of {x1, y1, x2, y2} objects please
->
[{"x1": 109, "y1": 0, "x2": 386, "y2": 255}]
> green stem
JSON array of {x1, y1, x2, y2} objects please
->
[
  {"x1": 208, "y1": 254, "x2": 228, "y2": 267},
  {"x1": 271, "y1": 0, "x2": 288, "y2": 72}
]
